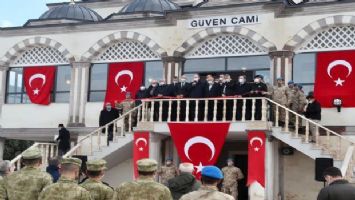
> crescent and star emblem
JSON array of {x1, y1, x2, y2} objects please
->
[
  {"x1": 135, "y1": 137, "x2": 147, "y2": 152},
  {"x1": 28, "y1": 73, "x2": 46, "y2": 95},
  {"x1": 250, "y1": 137, "x2": 264, "y2": 152},
  {"x1": 114, "y1": 70, "x2": 134, "y2": 93},
  {"x1": 327, "y1": 60, "x2": 353, "y2": 87},
  {"x1": 184, "y1": 136, "x2": 216, "y2": 173}
]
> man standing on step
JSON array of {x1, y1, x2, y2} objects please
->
[
  {"x1": 56, "y1": 124, "x2": 71, "y2": 156},
  {"x1": 221, "y1": 158, "x2": 244, "y2": 200},
  {"x1": 117, "y1": 92, "x2": 135, "y2": 132},
  {"x1": 99, "y1": 102, "x2": 120, "y2": 146},
  {"x1": 158, "y1": 158, "x2": 178, "y2": 186},
  {"x1": 39, "y1": 157, "x2": 92, "y2": 200},
  {"x1": 81, "y1": 159, "x2": 113, "y2": 200},
  {"x1": 4, "y1": 147, "x2": 53, "y2": 200}
]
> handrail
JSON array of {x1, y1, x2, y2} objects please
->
[
  {"x1": 10, "y1": 143, "x2": 40, "y2": 165},
  {"x1": 341, "y1": 145, "x2": 355, "y2": 176}
]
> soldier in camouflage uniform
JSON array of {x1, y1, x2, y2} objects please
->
[
  {"x1": 180, "y1": 166, "x2": 234, "y2": 200},
  {"x1": 4, "y1": 147, "x2": 52, "y2": 200},
  {"x1": 297, "y1": 84, "x2": 307, "y2": 114},
  {"x1": 272, "y1": 77, "x2": 289, "y2": 125},
  {"x1": 287, "y1": 81, "x2": 301, "y2": 125},
  {"x1": 39, "y1": 157, "x2": 92, "y2": 200},
  {"x1": 158, "y1": 158, "x2": 178, "y2": 185},
  {"x1": 113, "y1": 158, "x2": 173, "y2": 200},
  {"x1": 117, "y1": 92, "x2": 136, "y2": 132},
  {"x1": 80, "y1": 159, "x2": 113, "y2": 200},
  {"x1": 221, "y1": 158, "x2": 244, "y2": 200}
]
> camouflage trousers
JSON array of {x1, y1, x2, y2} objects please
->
[
  {"x1": 273, "y1": 103, "x2": 287, "y2": 123},
  {"x1": 222, "y1": 182, "x2": 238, "y2": 200}
]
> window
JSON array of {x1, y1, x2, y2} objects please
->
[
  {"x1": 5, "y1": 66, "x2": 71, "y2": 104},
  {"x1": 293, "y1": 53, "x2": 316, "y2": 94},
  {"x1": 227, "y1": 56, "x2": 270, "y2": 71},
  {"x1": 145, "y1": 61, "x2": 164, "y2": 86},
  {"x1": 184, "y1": 58, "x2": 225, "y2": 73}
]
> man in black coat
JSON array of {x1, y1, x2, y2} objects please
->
[
  {"x1": 146, "y1": 80, "x2": 159, "y2": 121},
  {"x1": 135, "y1": 85, "x2": 148, "y2": 106},
  {"x1": 188, "y1": 74, "x2": 206, "y2": 121},
  {"x1": 317, "y1": 167, "x2": 355, "y2": 200},
  {"x1": 235, "y1": 75, "x2": 252, "y2": 120},
  {"x1": 56, "y1": 124, "x2": 70, "y2": 156},
  {"x1": 223, "y1": 74, "x2": 235, "y2": 121},
  {"x1": 99, "y1": 102, "x2": 120, "y2": 145},
  {"x1": 175, "y1": 75, "x2": 191, "y2": 121},
  {"x1": 155, "y1": 80, "x2": 170, "y2": 121},
  {"x1": 169, "y1": 76, "x2": 180, "y2": 121},
  {"x1": 250, "y1": 75, "x2": 268, "y2": 120},
  {"x1": 205, "y1": 75, "x2": 222, "y2": 121},
  {"x1": 304, "y1": 92, "x2": 321, "y2": 142}
]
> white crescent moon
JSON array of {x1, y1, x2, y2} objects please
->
[
  {"x1": 327, "y1": 60, "x2": 352, "y2": 78},
  {"x1": 29, "y1": 73, "x2": 46, "y2": 88},
  {"x1": 184, "y1": 136, "x2": 215, "y2": 161},
  {"x1": 250, "y1": 137, "x2": 263, "y2": 147},
  {"x1": 135, "y1": 138, "x2": 147, "y2": 146},
  {"x1": 115, "y1": 70, "x2": 134, "y2": 86}
]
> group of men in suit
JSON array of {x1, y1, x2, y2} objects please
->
[{"x1": 135, "y1": 73, "x2": 269, "y2": 121}]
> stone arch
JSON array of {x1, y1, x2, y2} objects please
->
[
  {"x1": 0, "y1": 37, "x2": 74, "y2": 67},
  {"x1": 173, "y1": 27, "x2": 277, "y2": 57},
  {"x1": 81, "y1": 31, "x2": 168, "y2": 62},
  {"x1": 283, "y1": 15, "x2": 355, "y2": 51}
]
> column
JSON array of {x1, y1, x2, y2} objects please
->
[
  {"x1": 269, "y1": 51, "x2": 295, "y2": 85},
  {"x1": 68, "y1": 62, "x2": 91, "y2": 127},
  {"x1": 265, "y1": 137, "x2": 280, "y2": 200},
  {"x1": 149, "y1": 133, "x2": 163, "y2": 164},
  {"x1": 0, "y1": 66, "x2": 8, "y2": 120},
  {"x1": 0, "y1": 138, "x2": 4, "y2": 160},
  {"x1": 162, "y1": 56, "x2": 185, "y2": 84}
]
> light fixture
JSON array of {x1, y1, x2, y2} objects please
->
[
  {"x1": 284, "y1": 0, "x2": 309, "y2": 6},
  {"x1": 333, "y1": 98, "x2": 342, "y2": 112}
]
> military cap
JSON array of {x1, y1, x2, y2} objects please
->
[
  {"x1": 226, "y1": 158, "x2": 234, "y2": 162},
  {"x1": 201, "y1": 166, "x2": 224, "y2": 180},
  {"x1": 288, "y1": 80, "x2": 294, "y2": 85},
  {"x1": 276, "y1": 77, "x2": 284, "y2": 81},
  {"x1": 137, "y1": 159, "x2": 158, "y2": 172},
  {"x1": 254, "y1": 75, "x2": 263, "y2": 79},
  {"x1": 22, "y1": 147, "x2": 42, "y2": 159},
  {"x1": 61, "y1": 157, "x2": 82, "y2": 167},
  {"x1": 86, "y1": 159, "x2": 107, "y2": 171},
  {"x1": 166, "y1": 157, "x2": 173, "y2": 161}
]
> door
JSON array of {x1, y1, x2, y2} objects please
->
[{"x1": 233, "y1": 154, "x2": 248, "y2": 200}]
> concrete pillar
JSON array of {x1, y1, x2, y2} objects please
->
[
  {"x1": 149, "y1": 133, "x2": 163, "y2": 164},
  {"x1": 269, "y1": 51, "x2": 295, "y2": 85},
  {"x1": 68, "y1": 62, "x2": 91, "y2": 127},
  {"x1": 265, "y1": 136, "x2": 281, "y2": 200},
  {"x1": 0, "y1": 138, "x2": 5, "y2": 160},
  {"x1": 0, "y1": 67, "x2": 8, "y2": 120},
  {"x1": 162, "y1": 56, "x2": 185, "y2": 84}
]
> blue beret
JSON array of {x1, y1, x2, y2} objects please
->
[
  {"x1": 288, "y1": 81, "x2": 294, "y2": 85},
  {"x1": 277, "y1": 77, "x2": 284, "y2": 81},
  {"x1": 201, "y1": 166, "x2": 223, "y2": 179}
]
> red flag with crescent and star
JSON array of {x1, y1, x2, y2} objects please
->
[
  {"x1": 247, "y1": 131, "x2": 266, "y2": 187},
  {"x1": 168, "y1": 123, "x2": 230, "y2": 179},
  {"x1": 104, "y1": 62, "x2": 144, "y2": 106},
  {"x1": 133, "y1": 131, "x2": 150, "y2": 179},
  {"x1": 315, "y1": 51, "x2": 355, "y2": 107},
  {"x1": 23, "y1": 66, "x2": 56, "y2": 105}
]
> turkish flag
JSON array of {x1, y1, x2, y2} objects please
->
[
  {"x1": 315, "y1": 51, "x2": 355, "y2": 107},
  {"x1": 247, "y1": 131, "x2": 266, "y2": 187},
  {"x1": 104, "y1": 62, "x2": 144, "y2": 106},
  {"x1": 133, "y1": 132, "x2": 150, "y2": 179},
  {"x1": 168, "y1": 123, "x2": 230, "y2": 179},
  {"x1": 23, "y1": 66, "x2": 56, "y2": 105}
]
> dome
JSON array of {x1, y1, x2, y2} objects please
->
[
  {"x1": 120, "y1": 0, "x2": 181, "y2": 14},
  {"x1": 39, "y1": 3, "x2": 102, "y2": 22}
]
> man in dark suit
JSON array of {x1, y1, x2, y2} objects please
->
[
  {"x1": 250, "y1": 75, "x2": 268, "y2": 120},
  {"x1": 205, "y1": 75, "x2": 222, "y2": 121},
  {"x1": 235, "y1": 75, "x2": 252, "y2": 120},
  {"x1": 188, "y1": 74, "x2": 206, "y2": 121},
  {"x1": 56, "y1": 124, "x2": 70, "y2": 156},
  {"x1": 174, "y1": 75, "x2": 191, "y2": 121},
  {"x1": 146, "y1": 80, "x2": 159, "y2": 121},
  {"x1": 155, "y1": 80, "x2": 170, "y2": 121},
  {"x1": 223, "y1": 74, "x2": 236, "y2": 120},
  {"x1": 99, "y1": 102, "x2": 120, "y2": 145},
  {"x1": 135, "y1": 86, "x2": 148, "y2": 106}
]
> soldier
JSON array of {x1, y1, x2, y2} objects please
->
[
  {"x1": 296, "y1": 84, "x2": 307, "y2": 114},
  {"x1": 287, "y1": 81, "x2": 299, "y2": 126},
  {"x1": 180, "y1": 166, "x2": 234, "y2": 200},
  {"x1": 3, "y1": 147, "x2": 52, "y2": 200},
  {"x1": 81, "y1": 159, "x2": 113, "y2": 200},
  {"x1": 112, "y1": 158, "x2": 173, "y2": 200},
  {"x1": 39, "y1": 157, "x2": 92, "y2": 200},
  {"x1": 0, "y1": 160, "x2": 14, "y2": 199},
  {"x1": 158, "y1": 158, "x2": 178, "y2": 185},
  {"x1": 117, "y1": 92, "x2": 136, "y2": 132},
  {"x1": 272, "y1": 77, "x2": 289, "y2": 125},
  {"x1": 221, "y1": 158, "x2": 244, "y2": 200}
]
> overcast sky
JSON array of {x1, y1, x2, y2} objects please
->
[{"x1": 0, "y1": 0, "x2": 70, "y2": 27}]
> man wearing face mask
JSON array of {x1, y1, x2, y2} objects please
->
[
  {"x1": 135, "y1": 85, "x2": 148, "y2": 106},
  {"x1": 221, "y1": 158, "x2": 244, "y2": 200},
  {"x1": 235, "y1": 75, "x2": 252, "y2": 120},
  {"x1": 155, "y1": 80, "x2": 170, "y2": 121},
  {"x1": 175, "y1": 75, "x2": 191, "y2": 121},
  {"x1": 250, "y1": 75, "x2": 268, "y2": 120},
  {"x1": 99, "y1": 102, "x2": 120, "y2": 145},
  {"x1": 204, "y1": 75, "x2": 222, "y2": 121},
  {"x1": 223, "y1": 74, "x2": 235, "y2": 120},
  {"x1": 189, "y1": 74, "x2": 206, "y2": 121},
  {"x1": 271, "y1": 77, "x2": 289, "y2": 126},
  {"x1": 304, "y1": 92, "x2": 321, "y2": 142},
  {"x1": 56, "y1": 124, "x2": 71, "y2": 156},
  {"x1": 39, "y1": 158, "x2": 92, "y2": 200},
  {"x1": 169, "y1": 76, "x2": 180, "y2": 121},
  {"x1": 147, "y1": 80, "x2": 158, "y2": 98}
]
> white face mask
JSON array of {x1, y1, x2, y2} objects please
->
[
  {"x1": 226, "y1": 79, "x2": 231, "y2": 82},
  {"x1": 239, "y1": 78, "x2": 245, "y2": 83},
  {"x1": 181, "y1": 79, "x2": 186, "y2": 83},
  {"x1": 193, "y1": 77, "x2": 199, "y2": 81},
  {"x1": 140, "y1": 87, "x2": 145, "y2": 90},
  {"x1": 152, "y1": 84, "x2": 157, "y2": 87},
  {"x1": 208, "y1": 80, "x2": 213, "y2": 85},
  {"x1": 254, "y1": 78, "x2": 260, "y2": 83},
  {"x1": 106, "y1": 106, "x2": 112, "y2": 111},
  {"x1": 160, "y1": 82, "x2": 165, "y2": 86}
]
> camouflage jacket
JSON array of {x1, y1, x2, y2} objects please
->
[
  {"x1": 38, "y1": 177, "x2": 92, "y2": 200},
  {"x1": 4, "y1": 166, "x2": 52, "y2": 200},
  {"x1": 80, "y1": 178, "x2": 113, "y2": 200},
  {"x1": 180, "y1": 185, "x2": 234, "y2": 200},
  {"x1": 222, "y1": 166, "x2": 244, "y2": 187},
  {"x1": 158, "y1": 165, "x2": 178, "y2": 185},
  {"x1": 113, "y1": 176, "x2": 173, "y2": 200}
]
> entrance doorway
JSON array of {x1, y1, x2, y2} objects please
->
[{"x1": 233, "y1": 154, "x2": 248, "y2": 200}]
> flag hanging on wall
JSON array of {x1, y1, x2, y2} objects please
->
[
  {"x1": 133, "y1": 131, "x2": 150, "y2": 179},
  {"x1": 168, "y1": 122, "x2": 230, "y2": 178},
  {"x1": 315, "y1": 51, "x2": 355, "y2": 107},
  {"x1": 247, "y1": 130, "x2": 266, "y2": 187},
  {"x1": 104, "y1": 62, "x2": 144, "y2": 106},
  {"x1": 23, "y1": 66, "x2": 56, "y2": 105}
]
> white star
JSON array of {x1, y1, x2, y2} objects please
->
[
  {"x1": 33, "y1": 88, "x2": 40, "y2": 95},
  {"x1": 334, "y1": 78, "x2": 345, "y2": 86},
  {"x1": 194, "y1": 162, "x2": 204, "y2": 173},
  {"x1": 120, "y1": 85, "x2": 127, "y2": 93},
  {"x1": 139, "y1": 147, "x2": 144, "y2": 152},
  {"x1": 254, "y1": 147, "x2": 260, "y2": 152}
]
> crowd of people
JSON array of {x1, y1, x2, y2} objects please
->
[{"x1": 0, "y1": 148, "x2": 354, "y2": 200}]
